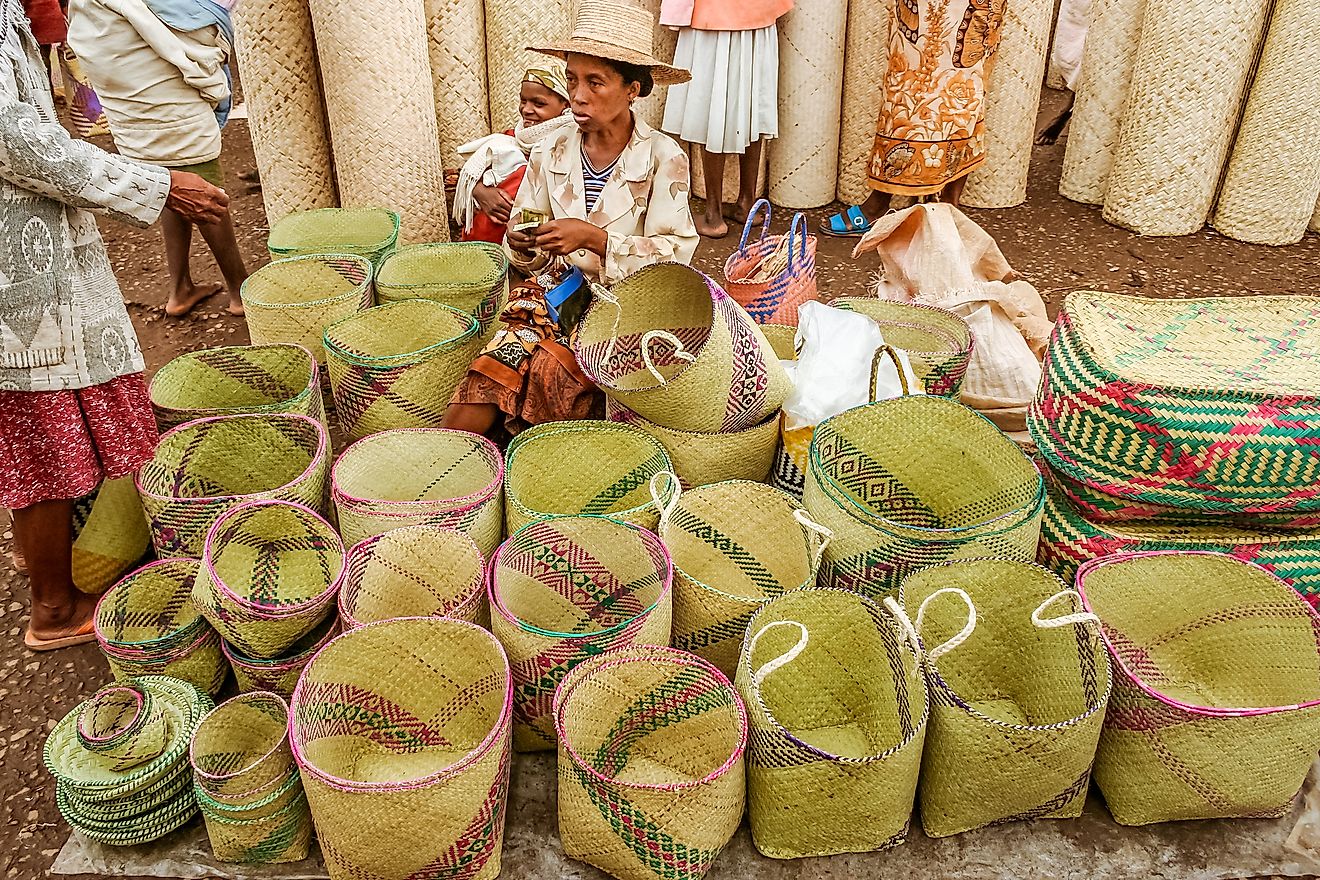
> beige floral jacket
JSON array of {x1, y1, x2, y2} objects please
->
[{"x1": 506, "y1": 115, "x2": 698, "y2": 285}]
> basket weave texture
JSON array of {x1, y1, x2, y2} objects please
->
[
  {"x1": 606, "y1": 400, "x2": 779, "y2": 489},
  {"x1": 374, "y1": 242, "x2": 510, "y2": 338},
  {"x1": 148, "y1": 344, "x2": 323, "y2": 432},
  {"x1": 223, "y1": 616, "x2": 339, "y2": 700},
  {"x1": 267, "y1": 209, "x2": 402, "y2": 267},
  {"x1": 340, "y1": 525, "x2": 488, "y2": 629},
  {"x1": 425, "y1": 0, "x2": 491, "y2": 167},
  {"x1": 240, "y1": 254, "x2": 374, "y2": 364},
  {"x1": 836, "y1": 0, "x2": 886, "y2": 205}
]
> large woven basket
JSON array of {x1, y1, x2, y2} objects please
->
[
  {"x1": 267, "y1": 208, "x2": 401, "y2": 268},
  {"x1": 833, "y1": 297, "x2": 975, "y2": 398},
  {"x1": 374, "y1": 243, "x2": 510, "y2": 337},
  {"x1": 148, "y1": 344, "x2": 323, "y2": 432},
  {"x1": 606, "y1": 399, "x2": 780, "y2": 488},
  {"x1": 240, "y1": 254, "x2": 374, "y2": 364},
  {"x1": 503, "y1": 420, "x2": 671, "y2": 534},
  {"x1": 489, "y1": 516, "x2": 673, "y2": 751},
  {"x1": 1031, "y1": 292, "x2": 1320, "y2": 515},
  {"x1": 897, "y1": 560, "x2": 1111, "y2": 837},
  {"x1": 554, "y1": 645, "x2": 747, "y2": 880},
  {"x1": 323, "y1": 300, "x2": 482, "y2": 441},
  {"x1": 222, "y1": 615, "x2": 339, "y2": 700},
  {"x1": 191, "y1": 500, "x2": 343, "y2": 660},
  {"x1": 737, "y1": 588, "x2": 926, "y2": 859},
  {"x1": 331, "y1": 428, "x2": 505, "y2": 554},
  {"x1": 290, "y1": 618, "x2": 513, "y2": 880},
  {"x1": 340, "y1": 525, "x2": 487, "y2": 629},
  {"x1": 804, "y1": 396, "x2": 1045, "y2": 598},
  {"x1": 575, "y1": 263, "x2": 791, "y2": 434},
  {"x1": 1077, "y1": 551, "x2": 1320, "y2": 824},
  {"x1": 136, "y1": 413, "x2": 330, "y2": 559}
]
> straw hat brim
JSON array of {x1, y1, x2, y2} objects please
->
[{"x1": 528, "y1": 40, "x2": 691, "y2": 86}]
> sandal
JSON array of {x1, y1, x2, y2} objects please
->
[
  {"x1": 820, "y1": 205, "x2": 874, "y2": 238},
  {"x1": 25, "y1": 618, "x2": 96, "y2": 652}
]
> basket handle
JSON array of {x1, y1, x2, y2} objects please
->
[
  {"x1": 883, "y1": 596, "x2": 925, "y2": 661},
  {"x1": 915, "y1": 587, "x2": 977, "y2": 663},
  {"x1": 792, "y1": 508, "x2": 833, "y2": 568},
  {"x1": 747, "y1": 620, "x2": 809, "y2": 687},
  {"x1": 640, "y1": 330, "x2": 696, "y2": 386},
  {"x1": 594, "y1": 282, "x2": 624, "y2": 370},
  {"x1": 737, "y1": 198, "x2": 773, "y2": 253},
  {"x1": 786, "y1": 212, "x2": 809, "y2": 271},
  {"x1": 869, "y1": 344, "x2": 912, "y2": 401},
  {"x1": 649, "y1": 471, "x2": 682, "y2": 532},
  {"x1": 1031, "y1": 590, "x2": 1102, "y2": 631}
]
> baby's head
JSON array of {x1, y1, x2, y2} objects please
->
[{"x1": 521, "y1": 65, "x2": 571, "y2": 125}]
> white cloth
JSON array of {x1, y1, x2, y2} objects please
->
[
  {"x1": 451, "y1": 113, "x2": 575, "y2": 232},
  {"x1": 1050, "y1": 0, "x2": 1091, "y2": 92},
  {"x1": 661, "y1": 24, "x2": 778, "y2": 154}
]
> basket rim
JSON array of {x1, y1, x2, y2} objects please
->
[
  {"x1": 374, "y1": 241, "x2": 508, "y2": 291},
  {"x1": 221, "y1": 613, "x2": 340, "y2": 670},
  {"x1": 148, "y1": 343, "x2": 319, "y2": 417},
  {"x1": 267, "y1": 208, "x2": 402, "y2": 255},
  {"x1": 189, "y1": 692, "x2": 291, "y2": 785},
  {"x1": 322, "y1": 300, "x2": 480, "y2": 365},
  {"x1": 339, "y1": 525, "x2": 485, "y2": 629},
  {"x1": 1076, "y1": 550, "x2": 1320, "y2": 717},
  {"x1": 831, "y1": 296, "x2": 974, "y2": 352},
  {"x1": 196, "y1": 782, "x2": 308, "y2": 826},
  {"x1": 93, "y1": 558, "x2": 206, "y2": 650},
  {"x1": 331, "y1": 428, "x2": 504, "y2": 512},
  {"x1": 240, "y1": 253, "x2": 374, "y2": 310},
  {"x1": 553, "y1": 644, "x2": 748, "y2": 791},
  {"x1": 607, "y1": 400, "x2": 781, "y2": 440}
]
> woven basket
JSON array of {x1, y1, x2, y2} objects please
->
[
  {"x1": 1030, "y1": 292, "x2": 1320, "y2": 514},
  {"x1": 340, "y1": 525, "x2": 488, "y2": 629},
  {"x1": 240, "y1": 254, "x2": 374, "y2": 364},
  {"x1": 554, "y1": 645, "x2": 747, "y2": 880},
  {"x1": 503, "y1": 420, "x2": 671, "y2": 534},
  {"x1": 575, "y1": 263, "x2": 791, "y2": 434},
  {"x1": 198, "y1": 779, "x2": 313, "y2": 864},
  {"x1": 76, "y1": 684, "x2": 171, "y2": 772},
  {"x1": 737, "y1": 588, "x2": 925, "y2": 858},
  {"x1": 836, "y1": 0, "x2": 886, "y2": 205},
  {"x1": 323, "y1": 300, "x2": 482, "y2": 440},
  {"x1": 425, "y1": 0, "x2": 490, "y2": 167},
  {"x1": 1077, "y1": 551, "x2": 1320, "y2": 824},
  {"x1": 723, "y1": 204, "x2": 819, "y2": 325},
  {"x1": 489, "y1": 516, "x2": 673, "y2": 751},
  {"x1": 136, "y1": 413, "x2": 330, "y2": 559},
  {"x1": 374, "y1": 243, "x2": 510, "y2": 337},
  {"x1": 148, "y1": 344, "x2": 323, "y2": 432},
  {"x1": 223, "y1": 615, "x2": 340, "y2": 700},
  {"x1": 268, "y1": 208, "x2": 402, "y2": 267},
  {"x1": 760, "y1": 324, "x2": 798, "y2": 361},
  {"x1": 191, "y1": 692, "x2": 295, "y2": 801},
  {"x1": 606, "y1": 399, "x2": 780, "y2": 488},
  {"x1": 192, "y1": 500, "x2": 343, "y2": 660},
  {"x1": 896, "y1": 560, "x2": 1110, "y2": 837},
  {"x1": 95, "y1": 559, "x2": 228, "y2": 696},
  {"x1": 332, "y1": 428, "x2": 505, "y2": 554},
  {"x1": 290, "y1": 618, "x2": 513, "y2": 880},
  {"x1": 833, "y1": 297, "x2": 975, "y2": 398},
  {"x1": 804, "y1": 396, "x2": 1044, "y2": 599}
]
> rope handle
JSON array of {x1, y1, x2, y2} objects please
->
[
  {"x1": 648, "y1": 471, "x2": 682, "y2": 532},
  {"x1": 869, "y1": 344, "x2": 912, "y2": 401},
  {"x1": 792, "y1": 508, "x2": 833, "y2": 568},
  {"x1": 914, "y1": 587, "x2": 977, "y2": 663},
  {"x1": 747, "y1": 620, "x2": 809, "y2": 687},
  {"x1": 595, "y1": 282, "x2": 623, "y2": 369},
  {"x1": 640, "y1": 330, "x2": 696, "y2": 385},
  {"x1": 882, "y1": 596, "x2": 925, "y2": 661},
  {"x1": 1032, "y1": 590, "x2": 1102, "y2": 631},
  {"x1": 786, "y1": 212, "x2": 810, "y2": 271},
  {"x1": 737, "y1": 198, "x2": 774, "y2": 253}
]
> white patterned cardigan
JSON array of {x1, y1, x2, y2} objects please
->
[{"x1": 0, "y1": 0, "x2": 169, "y2": 392}]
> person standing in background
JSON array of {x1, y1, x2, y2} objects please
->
[
  {"x1": 20, "y1": 0, "x2": 63, "y2": 75},
  {"x1": 660, "y1": 0, "x2": 791, "y2": 239},
  {"x1": 1036, "y1": 0, "x2": 1090, "y2": 145}
]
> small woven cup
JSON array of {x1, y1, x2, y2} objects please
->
[
  {"x1": 191, "y1": 692, "x2": 296, "y2": 802},
  {"x1": 76, "y1": 684, "x2": 171, "y2": 771},
  {"x1": 340, "y1": 526, "x2": 487, "y2": 629}
]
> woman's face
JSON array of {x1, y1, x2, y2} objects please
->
[
  {"x1": 519, "y1": 81, "x2": 569, "y2": 126},
  {"x1": 565, "y1": 54, "x2": 640, "y2": 132}
]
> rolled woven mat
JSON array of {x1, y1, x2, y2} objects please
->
[
  {"x1": 307, "y1": 0, "x2": 449, "y2": 242},
  {"x1": 836, "y1": 0, "x2": 887, "y2": 205},
  {"x1": 1212, "y1": 0, "x2": 1320, "y2": 246},
  {"x1": 1312, "y1": 195, "x2": 1320, "y2": 233},
  {"x1": 484, "y1": 0, "x2": 573, "y2": 130},
  {"x1": 690, "y1": 141, "x2": 768, "y2": 203},
  {"x1": 425, "y1": 0, "x2": 490, "y2": 167},
  {"x1": 627, "y1": 0, "x2": 677, "y2": 131},
  {"x1": 231, "y1": 0, "x2": 336, "y2": 223},
  {"x1": 1101, "y1": 0, "x2": 1271, "y2": 236},
  {"x1": 768, "y1": 0, "x2": 846, "y2": 209},
  {"x1": 961, "y1": 0, "x2": 1055, "y2": 209}
]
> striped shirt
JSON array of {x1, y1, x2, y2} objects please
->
[{"x1": 582, "y1": 148, "x2": 620, "y2": 214}]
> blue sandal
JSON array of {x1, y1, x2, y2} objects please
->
[{"x1": 820, "y1": 205, "x2": 874, "y2": 238}]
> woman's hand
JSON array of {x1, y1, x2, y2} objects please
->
[
  {"x1": 533, "y1": 219, "x2": 607, "y2": 257},
  {"x1": 506, "y1": 227, "x2": 537, "y2": 253},
  {"x1": 474, "y1": 182, "x2": 513, "y2": 225},
  {"x1": 165, "y1": 171, "x2": 229, "y2": 224}
]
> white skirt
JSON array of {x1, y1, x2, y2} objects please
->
[{"x1": 661, "y1": 24, "x2": 779, "y2": 155}]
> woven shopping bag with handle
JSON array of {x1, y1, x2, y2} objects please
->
[
  {"x1": 1077, "y1": 551, "x2": 1320, "y2": 825},
  {"x1": 833, "y1": 297, "x2": 975, "y2": 398},
  {"x1": 374, "y1": 242, "x2": 510, "y2": 337},
  {"x1": 267, "y1": 207, "x2": 401, "y2": 268},
  {"x1": 339, "y1": 525, "x2": 488, "y2": 629},
  {"x1": 240, "y1": 254, "x2": 374, "y2": 364},
  {"x1": 606, "y1": 399, "x2": 781, "y2": 488},
  {"x1": 737, "y1": 588, "x2": 927, "y2": 859},
  {"x1": 723, "y1": 200, "x2": 818, "y2": 326},
  {"x1": 290, "y1": 618, "x2": 513, "y2": 879},
  {"x1": 893, "y1": 559, "x2": 1111, "y2": 837},
  {"x1": 489, "y1": 516, "x2": 673, "y2": 752},
  {"x1": 148, "y1": 344, "x2": 324, "y2": 432},
  {"x1": 554, "y1": 645, "x2": 748, "y2": 880}
]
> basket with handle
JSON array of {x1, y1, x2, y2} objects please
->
[
  {"x1": 737, "y1": 588, "x2": 927, "y2": 859},
  {"x1": 289, "y1": 617, "x2": 513, "y2": 880},
  {"x1": 340, "y1": 525, "x2": 487, "y2": 629},
  {"x1": 723, "y1": 200, "x2": 819, "y2": 326},
  {"x1": 575, "y1": 263, "x2": 791, "y2": 434},
  {"x1": 222, "y1": 614, "x2": 340, "y2": 700},
  {"x1": 489, "y1": 516, "x2": 673, "y2": 752},
  {"x1": 331, "y1": 428, "x2": 505, "y2": 554},
  {"x1": 894, "y1": 559, "x2": 1111, "y2": 837},
  {"x1": 554, "y1": 644, "x2": 748, "y2": 880},
  {"x1": 503, "y1": 420, "x2": 671, "y2": 534},
  {"x1": 606, "y1": 399, "x2": 780, "y2": 488},
  {"x1": 148, "y1": 344, "x2": 323, "y2": 432},
  {"x1": 267, "y1": 207, "x2": 401, "y2": 268},
  {"x1": 373, "y1": 242, "x2": 510, "y2": 337},
  {"x1": 833, "y1": 297, "x2": 974, "y2": 398},
  {"x1": 136, "y1": 413, "x2": 330, "y2": 559},
  {"x1": 323, "y1": 299, "x2": 482, "y2": 441},
  {"x1": 240, "y1": 254, "x2": 374, "y2": 364}
]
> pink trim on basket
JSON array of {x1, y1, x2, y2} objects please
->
[
  {"x1": 101, "y1": 622, "x2": 220, "y2": 665},
  {"x1": 331, "y1": 428, "x2": 505, "y2": 513},
  {"x1": 339, "y1": 526, "x2": 486, "y2": 629},
  {"x1": 76, "y1": 686, "x2": 146, "y2": 745},
  {"x1": 221, "y1": 617, "x2": 340, "y2": 671},
  {"x1": 1076, "y1": 550, "x2": 1320, "y2": 718},
  {"x1": 93, "y1": 558, "x2": 203, "y2": 652}
]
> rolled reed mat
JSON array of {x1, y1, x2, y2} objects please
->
[
  {"x1": 485, "y1": 0, "x2": 573, "y2": 130},
  {"x1": 1102, "y1": 0, "x2": 1271, "y2": 237},
  {"x1": 690, "y1": 141, "x2": 768, "y2": 202},
  {"x1": 768, "y1": 0, "x2": 847, "y2": 209},
  {"x1": 630, "y1": 0, "x2": 678, "y2": 130},
  {"x1": 231, "y1": 0, "x2": 337, "y2": 223},
  {"x1": 1212, "y1": 0, "x2": 1320, "y2": 246},
  {"x1": 426, "y1": 0, "x2": 491, "y2": 167},
  {"x1": 836, "y1": 0, "x2": 888, "y2": 205},
  {"x1": 1312, "y1": 196, "x2": 1320, "y2": 233},
  {"x1": 308, "y1": 0, "x2": 449, "y2": 242},
  {"x1": 1058, "y1": 0, "x2": 1148, "y2": 205}
]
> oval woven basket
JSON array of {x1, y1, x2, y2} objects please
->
[
  {"x1": 1077, "y1": 551, "x2": 1320, "y2": 825},
  {"x1": 240, "y1": 254, "x2": 374, "y2": 363},
  {"x1": 331, "y1": 428, "x2": 505, "y2": 554},
  {"x1": 504, "y1": 420, "x2": 671, "y2": 534},
  {"x1": 191, "y1": 692, "x2": 295, "y2": 801},
  {"x1": 148, "y1": 344, "x2": 323, "y2": 432},
  {"x1": 606, "y1": 400, "x2": 780, "y2": 489},
  {"x1": 290, "y1": 617, "x2": 513, "y2": 880},
  {"x1": 554, "y1": 644, "x2": 747, "y2": 880},
  {"x1": 489, "y1": 516, "x2": 673, "y2": 751},
  {"x1": 323, "y1": 299, "x2": 482, "y2": 441},
  {"x1": 737, "y1": 588, "x2": 926, "y2": 859},
  {"x1": 833, "y1": 297, "x2": 974, "y2": 398},
  {"x1": 223, "y1": 614, "x2": 340, "y2": 700},
  {"x1": 374, "y1": 242, "x2": 510, "y2": 336},
  {"x1": 340, "y1": 526, "x2": 487, "y2": 630},
  {"x1": 136, "y1": 413, "x2": 330, "y2": 559},
  {"x1": 266, "y1": 207, "x2": 401, "y2": 268}
]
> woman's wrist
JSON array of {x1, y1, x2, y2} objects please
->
[{"x1": 588, "y1": 225, "x2": 609, "y2": 257}]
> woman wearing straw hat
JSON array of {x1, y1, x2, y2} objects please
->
[{"x1": 442, "y1": 0, "x2": 698, "y2": 439}]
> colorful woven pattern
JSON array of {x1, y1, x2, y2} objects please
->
[
  {"x1": 240, "y1": 254, "x2": 374, "y2": 364},
  {"x1": 267, "y1": 208, "x2": 401, "y2": 268},
  {"x1": 1077, "y1": 551, "x2": 1320, "y2": 824},
  {"x1": 723, "y1": 204, "x2": 819, "y2": 326},
  {"x1": 490, "y1": 516, "x2": 673, "y2": 751},
  {"x1": 833, "y1": 297, "x2": 974, "y2": 398},
  {"x1": 223, "y1": 616, "x2": 339, "y2": 700},
  {"x1": 340, "y1": 525, "x2": 488, "y2": 629},
  {"x1": 374, "y1": 242, "x2": 510, "y2": 337},
  {"x1": 148, "y1": 344, "x2": 323, "y2": 432},
  {"x1": 290, "y1": 618, "x2": 513, "y2": 880},
  {"x1": 554, "y1": 645, "x2": 747, "y2": 880},
  {"x1": 606, "y1": 400, "x2": 780, "y2": 489}
]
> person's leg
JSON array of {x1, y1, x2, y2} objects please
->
[
  {"x1": 14, "y1": 498, "x2": 96, "y2": 646},
  {"x1": 730, "y1": 139, "x2": 764, "y2": 225},
  {"x1": 941, "y1": 175, "x2": 969, "y2": 207},
  {"x1": 441, "y1": 403, "x2": 500, "y2": 435},
  {"x1": 697, "y1": 146, "x2": 729, "y2": 238},
  {"x1": 161, "y1": 207, "x2": 221, "y2": 317},
  {"x1": 196, "y1": 207, "x2": 249, "y2": 316},
  {"x1": 1035, "y1": 91, "x2": 1077, "y2": 145}
]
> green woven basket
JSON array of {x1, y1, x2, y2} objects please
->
[
  {"x1": 57, "y1": 783, "x2": 199, "y2": 846},
  {"x1": 374, "y1": 242, "x2": 510, "y2": 337},
  {"x1": 60, "y1": 761, "x2": 193, "y2": 822},
  {"x1": 323, "y1": 299, "x2": 482, "y2": 441},
  {"x1": 833, "y1": 297, "x2": 974, "y2": 398},
  {"x1": 340, "y1": 525, "x2": 487, "y2": 629},
  {"x1": 240, "y1": 254, "x2": 374, "y2": 364},
  {"x1": 191, "y1": 692, "x2": 295, "y2": 802},
  {"x1": 606, "y1": 399, "x2": 780, "y2": 489},
  {"x1": 148, "y1": 344, "x2": 324, "y2": 432},
  {"x1": 267, "y1": 208, "x2": 401, "y2": 268}
]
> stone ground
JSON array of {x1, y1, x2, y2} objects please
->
[{"x1": 4, "y1": 87, "x2": 1320, "y2": 878}]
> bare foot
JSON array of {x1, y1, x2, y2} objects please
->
[
  {"x1": 226, "y1": 293, "x2": 246, "y2": 317},
  {"x1": 725, "y1": 199, "x2": 757, "y2": 226},
  {"x1": 696, "y1": 214, "x2": 729, "y2": 239},
  {"x1": 25, "y1": 590, "x2": 98, "y2": 648},
  {"x1": 165, "y1": 281, "x2": 223, "y2": 318}
]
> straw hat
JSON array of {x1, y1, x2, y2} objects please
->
[{"x1": 529, "y1": 0, "x2": 691, "y2": 86}]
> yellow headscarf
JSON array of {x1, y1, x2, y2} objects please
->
[{"x1": 524, "y1": 64, "x2": 570, "y2": 102}]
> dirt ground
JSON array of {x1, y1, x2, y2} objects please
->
[{"x1": 3, "y1": 86, "x2": 1319, "y2": 879}]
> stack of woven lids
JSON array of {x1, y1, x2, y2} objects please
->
[
  {"x1": 1029, "y1": 291, "x2": 1320, "y2": 600},
  {"x1": 44, "y1": 677, "x2": 213, "y2": 845}
]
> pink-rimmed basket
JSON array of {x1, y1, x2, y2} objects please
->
[
  {"x1": 340, "y1": 526, "x2": 487, "y2": 630},
  {"x1": 222, "y1": 614, "x2": 340, "y2": 700}
]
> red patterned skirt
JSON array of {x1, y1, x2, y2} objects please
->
[{"x1": 0, "y1": 373, "x2": 158, "y2": 510}]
